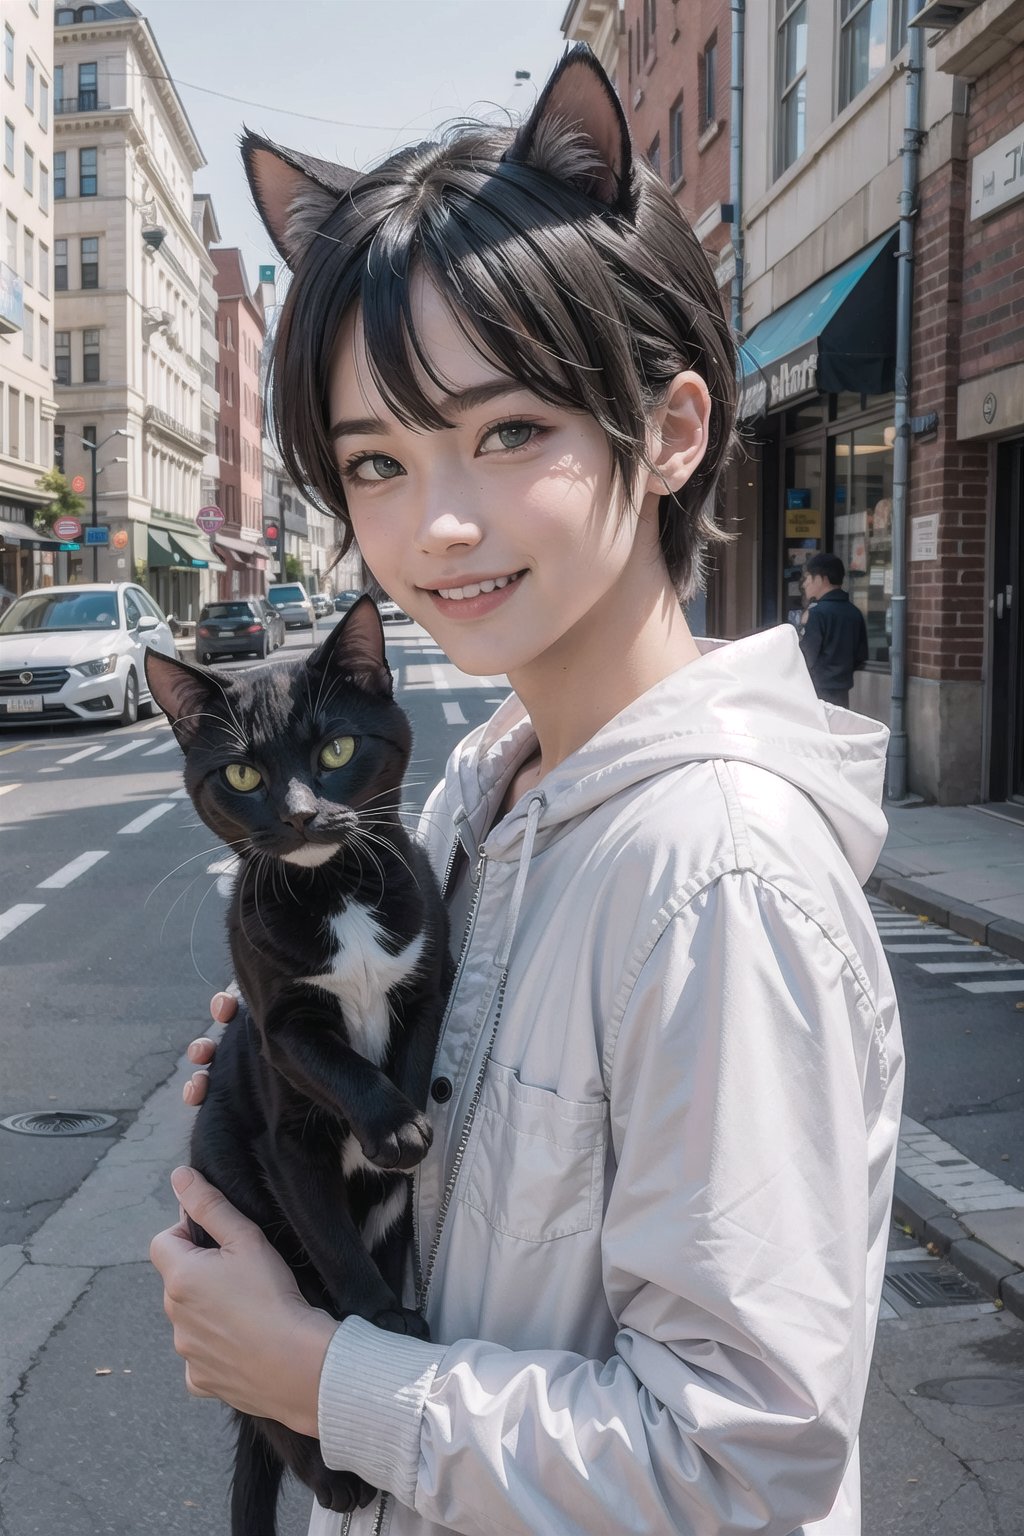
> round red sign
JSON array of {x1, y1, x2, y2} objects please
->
[
  {"x1": 70, "y1": 475, "x2": 86, "y2": 494},
  {"x1": 196, "y1": 504, "x2": 225, "y2": 534},
  {"x1": 53, "y1": 516, "x2": 82, "y2": 539}
]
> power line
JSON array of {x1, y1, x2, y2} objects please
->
[{"x1": 135, "y1": 71, "x2": 408, "y2": 131}]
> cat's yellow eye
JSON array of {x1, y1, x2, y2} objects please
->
[
  {"x1": 224, "y1": 762, "x2": 263, "y2": 793},
  {"x1": 319, "y1": 736, "x2": 355, "y2": 771}
]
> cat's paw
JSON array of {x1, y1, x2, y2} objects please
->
[
  {"x1": 312, "y1": 1469, "x2": 378, "y2": 1513},
  {"x1": 372, "y1": 1305, "x2": 431, "y2": 1341},
  {"x1": 362, "y1": 1111, "x2": 433, "y2": 1170}
]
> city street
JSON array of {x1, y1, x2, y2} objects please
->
[{"x1": 1, "y1": 618, "x2": 1021, "y2": 1534}]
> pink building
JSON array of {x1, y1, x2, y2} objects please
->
[{"x1": 211, "y1": 248, "x2": 268, "y2": 596}]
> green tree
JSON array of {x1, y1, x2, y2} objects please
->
[
  {"x1": 284, "y1": 554, "x2": 303, "y2": 582},
  {"x1": 34, "y1": 469, "x2": 85, "y2": 533}
]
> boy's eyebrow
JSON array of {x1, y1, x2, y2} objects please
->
[{"x1": 329, "y1": 379, "x2": 524, "y2": 440}]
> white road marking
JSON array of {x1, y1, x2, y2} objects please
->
[
  {"x1": 94, "y1": 740, "x2": 146, "y2": 762},
  {"x1": 117, "y1": 802, "x2": 176, "y2": 834},
  {"x1": 37, "y1": 850, "x2": 108, "y2": 889},
  {"x1": 142, "y1": 738, "x2": 180, "y2": 756},
  {"x1": 883, "y1": 941, "x2": 975, "y2": 953},
  {"x1": 442, "y1": 702, "x2": 467, "y2": 726},
  {"x1": 0, "y1": 783, "x2": 21, "y2": 796},
  {"x1": 956, "y1": 977, "x2": 1024, "y2": 994},
  {"x1": 430, "y1": 663, "x2": 448, "y2": 689},
  {"x1": 38, "y1": 768, "x2": 62, "y2": 773},
  {"x1": 137, "y1": 715, "x2": 167, "y2": 731},
  {"x1": 0, "y1": 904, "x2": 45, "y2": 941},
  {"x1": 170, "y1": 786, "x2": 189, "y2": 798},
  {"x1": 56, "y1": 745, "x2": 104, "y2": 765},
  {"x1": 918, "y1": 960, "x2": 1024, "y2": 974}
]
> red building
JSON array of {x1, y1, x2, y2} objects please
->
[{"x1": 211, "y1": 249, "x2": 269, "y2": 597}]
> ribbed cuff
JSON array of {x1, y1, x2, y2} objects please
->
[{"x1": 317, "y1": 1315, "x2": 443, "y2": 1505}]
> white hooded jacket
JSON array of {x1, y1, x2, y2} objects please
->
[{"x1": 309, "y1": 624, "x2": 904, "y2": 1536}]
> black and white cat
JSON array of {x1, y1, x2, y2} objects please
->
[{"x1": 145, "y1": 597, "x2": 450, "y2": 1533}]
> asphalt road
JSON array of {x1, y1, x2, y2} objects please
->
[{"x1": 0, "y1": 617, "x2": 1021, "y2": 1534}]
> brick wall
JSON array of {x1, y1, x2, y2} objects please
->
[
  {"x1": 907, "y1": 158, "x2": 989, "y2": 684},
  {"x1": 959, "y1": 50, "x2": 1024, "y2": 383}
]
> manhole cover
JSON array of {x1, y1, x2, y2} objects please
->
[
  {"x1": 1, "y1": 1111, "x2": 118, "y2": 1137},
  {"x1": 883, "y1": 1260, "x2": 984, "y2": 1309},
  {"x1": 914, "y1": 1376, "x2": 1024, "y2": 1407}
]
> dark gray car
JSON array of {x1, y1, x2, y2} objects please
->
[{"x1": 195, "y1": 598, "x2": 283, "y2": 663}]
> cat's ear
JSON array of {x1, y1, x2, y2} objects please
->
[
  {"x1": 309, "y1": 595, "x2": 393, "y2": 697},
  {"x1": 144, "y1": 651, "x2": 226, "y2": 749},
  {"x1": 241, "y1": 128, "x2": 358, "y2": 268},
  {"x1": 503, "y1": 43, "x2": 635, "y2": 218}
]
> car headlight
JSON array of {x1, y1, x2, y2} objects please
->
[{"x1": 73, "y1": 654, "x2": 118, "y2": 677}]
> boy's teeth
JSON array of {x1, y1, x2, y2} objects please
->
[{"x1": 438, "y1": 573, "x2": 517, "y2": 600}]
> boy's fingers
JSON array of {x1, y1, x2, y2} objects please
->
[
  {"x1": 182, "y1": 1072, "x2": 209, "y2": 1107},
  {"x1": 169, "y1": 1168, "x2": 257, "y2": 1249},
  {"x1": 210, "y1": 991, "x2": 238, "y2": 1023},
  {"x1": 187, "y1": 1037, "x2": 216, "y2": 1064}
]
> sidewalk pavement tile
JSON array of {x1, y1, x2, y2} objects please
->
[{"x1": 962, "y1": 1209, "x2": 1024, "y2": 1268}]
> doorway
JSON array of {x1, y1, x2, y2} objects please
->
[{"x1": 989, "y1": 439, "x2": 1024, "y2": 804}]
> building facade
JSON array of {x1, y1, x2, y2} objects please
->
[
  {"x1": 0, "y1": 0, "x2": 57, "y2": 600},
  {"x1": 211, "y1": 246, "x2": 267, "y2": 596},
  {"x1": 52, "y1": 0, "x2": 219, "y2": 619},
  {"x1": 192, "y1": 190, "x2": 221, "y2": 537}
]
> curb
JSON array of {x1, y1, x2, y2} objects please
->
[
  {"x1": 891, "y1": 1168, "x2": 1024, "y2": 1321},
  {"x1": 866, "y1": 867, "x2": 1024, "y2": 963}
]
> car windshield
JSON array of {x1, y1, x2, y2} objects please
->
[
  {"x1": 202, "y1": 602, "x2": 254, "y2": 619},
  {"x1": 267, "y1": 586, "x2": 304, "y2": 605},
  {"x1": 0, "y1": 591, "x2": 120, "y2": 634}
]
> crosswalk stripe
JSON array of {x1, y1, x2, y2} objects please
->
[
  {"x1": 919, "y1": 959, "x2": 1024, "y2": 974},
  {"x1": 0, "y1": 903, "x2": 45, "y2": 941},
  {"x1": 94, "y1": 740, "x2": 145, "y2": 762},
  {"x1": 117, "y1": 802, "x2": 176, "y2": 834},
  {"x1": 883, "y1": 941, "x2": 975, "y2": 953},
  {"x1": 443, "y1": 702, "x2": 467, "y2": 725},
  {"x1": 142, "y1": 738, "x2": 180, "y2": 756},
  {"x1": 956, "y1": 978, "x2": 1024, "y2": 994},
  {"x1": 0, "y1": 783, "x2": 20, "y2": 797},
  {"x1": 56, "y1": 744, "x2": 104, "y2": 765},
  {"x1": 37, "y1": 850, "x2": 108, "y2": 889}
]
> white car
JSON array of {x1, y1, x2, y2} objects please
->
[{"x1": 0, "y1": 583, "x2": 177, "y2": 728}]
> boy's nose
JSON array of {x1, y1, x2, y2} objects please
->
[{"x1": 415, "y1": 493, "x2": 484, "y2": 553}]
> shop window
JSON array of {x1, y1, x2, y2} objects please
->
[
  {"x1": 776, "y1": 0, "x2": 806, "y2": 175},
  {"x1": 831, "y1": 420, "x2": 894, "y2": 663},
  {"x1": 783, "y1": 444, "x2": 825, "y2": 625},
  {"x1": 785, "y1": 400, "x2": 826, "y2": 433}
]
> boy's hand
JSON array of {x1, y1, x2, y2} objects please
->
[{"x1": 181, "y1": 991, "x2": 237, "y2": 1106}]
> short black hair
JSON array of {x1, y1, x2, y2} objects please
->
[
  {"x1": 805, "y1": 553, "x2": 845, "y2": 587},
  {"x1": 270, "y1": 121, "x2": 737, "y2": 600}
]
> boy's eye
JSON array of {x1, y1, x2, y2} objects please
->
[
  {"x1": 345, "y1": 453, "x2": 404, "y2": 483},
  {"x1": 224, "y1": 763, "x2": 262, "y2": 792},
  {"x1": 480, "y1": 421, "x2": 539, "y2": 453},
  {"x1": 320, "y1": 736, "x2": 356, "y2": 770}
]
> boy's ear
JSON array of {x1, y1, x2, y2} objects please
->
[
  {"x1": 642, "y1": 371, "x2": 713, "y2": 503},
  {"x1": 144, "y1": 651, "x2": 228, "y2": 749},
  {"x1": 241, "y1": 129, "x2": 358, "y2": 268},
  {"x1": 504, "y1": 43, "x2": 635, "y2": 217},
  {"x1": 307, "y1": 595, "x2": 393, "y2": 698}
]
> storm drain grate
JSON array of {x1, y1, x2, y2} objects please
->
[
  {"x1": 883, "y1": 1259, "x2": 985, "y2": 1310},
  {"x1": 1, "y1": 1110, "x2": 118, "y2": 1137}
]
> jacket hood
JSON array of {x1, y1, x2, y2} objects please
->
[{"x1": 445, "y1": 624, "x2": 889, "y2": 885}]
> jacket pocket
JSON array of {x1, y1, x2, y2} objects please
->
[{"x1": 459, "y1": 1061, "x2": 607, "y2": 1242}]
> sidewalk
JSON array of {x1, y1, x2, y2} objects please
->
[{"x1": 869, "y1": 802, "x2": 1024, "y2": 1321}]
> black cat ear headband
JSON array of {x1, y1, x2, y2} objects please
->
[{"x1": 240, "y1": 43, "x2": 636, "y2": 271}]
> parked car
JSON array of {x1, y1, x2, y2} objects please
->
[
  {"x1": 378, "y1": 598, "x2": 413, "y2": 624},
  {"x1": 0, "y1": 582, "x2": 176, "y2": 727},
  {"x1": 310, "y1": 592, "x2": 334, "y2": 619},
  {"x1": 195, "y1": 598, "x2": 284, "y2": 663},
  {"x1": 266, "y1": 581, "x2": 315, "y2": 629},
  {"x1": 333, "y1": 588, "x2": 363, "y2": 613}
]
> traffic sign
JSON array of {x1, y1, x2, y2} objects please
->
[
  {"x1": 264, "y1": 522, "x2": 280, "y2": 544},
  {"x1": 53, "y1": 516, "x2": 81, "y2": 539},
  {"x1": 112, "y1": 528, "x2": 129, "y2": 550},
  {"x1": 71, "y1": 475, "x2": 86, "y2": 494},
  {"x1": 196, "y1": 504, "x2": 224, "y2": 535},
  {"x1": 85, "y1": 525, "x2": 109, "y2": 546}
]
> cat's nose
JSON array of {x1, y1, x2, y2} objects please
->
[
  {"x1": 282, "y1": 806, "x2": 316, "y2": 831},
  {"x1": 282, "y1": 782, "x2": 318, "y2": 830}
]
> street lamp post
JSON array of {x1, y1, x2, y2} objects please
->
[{"x1": 76, "y1": 429, "x2": 129, "y2": 580}]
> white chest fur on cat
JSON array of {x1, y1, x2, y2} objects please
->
[{"x1": 303, "y1": 899, "x2": 426, "y2": 1067}]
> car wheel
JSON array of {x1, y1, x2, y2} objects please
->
[
  {"x1": 119, "y1": 670, "x2": 139, "y2": 728},
  {"x1": 199, "y1": 650, "x2": 212, "y2": 665},
  {"x1": 259, "y1": 635, "x2": 269, "y2": 659}
]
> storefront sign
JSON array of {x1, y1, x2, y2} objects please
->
[
  {"x1": 911, "y1": 513, "x2": 939, "y2": 562},
  {"x1": 196, "y1": 504, "x2": 224, "y2": 534},
  {"x1": 785, "y1": 507, "x2": 822, "y2": 539},
  {"x1": 971, "y1": 120, "x2": 1024, "y2": 221},
  {"x1": 112, "y1": 528, "x2": 129, "y2": 549},
  {"x1": 84, "y1": 526, "x2": 109, "y2": 546},
  {"x1": 739, "y1": 344, "x2": 819, "y2": 419}
]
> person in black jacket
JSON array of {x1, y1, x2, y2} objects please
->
[{"x1": 798, "y1": 552, "x2": 868, "y2": 707}]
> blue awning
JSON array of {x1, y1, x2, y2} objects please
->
[{"x1": 738, "y1": 230, "x2": 898, "y2": 419}]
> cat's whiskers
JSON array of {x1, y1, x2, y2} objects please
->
[
  {"x1": 144, "y1": 837, "x2": 250, "y2": 906},
  {"x1": 187, "y1": 870, "x2": 225, "y2": 986}
]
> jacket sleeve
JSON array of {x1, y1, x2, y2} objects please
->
[
  {"x1": 799, "y1": 606, "x2": 824, "y2": 672},
  {"x1": 854, "y1": 613, "x2": 869, "y2": 671},
  {"x1": 317, "y1": 869, "x2": 887, "y2": 1535}
]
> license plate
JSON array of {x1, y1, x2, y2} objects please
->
[{"x1": 5, "y1": 694, "x2": 43, "y2": 714}]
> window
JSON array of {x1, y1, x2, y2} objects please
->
[
  {"x1": 39, "y1": 164, "x2": 48, "y2": 212},
  {"x1": 39, "y1": 241, "x2": 49, "y2": 296},
  {"x1": 25, "y1": 396, "x2": 35, "y2": 463},
  {"x1": 54, "y1": 63, "x2": 63, "y2": 106},
  {"x1": 78, "y1": 61, "x2": 97, "y2": 111},
  {"x1": 839, "y1": 0, "x2": 887, "y2": 111},
  {"x1": 79, "y1": 146, "x2": 97, "y2": 196},
  {"x1": 55, "y1": 332, "x2": 70, "y2": 385},
  {"x1": 669, "y1": 95, "x2": 684, "y2": 185},
  {"x1": 647, "y1": 134, "x2": 661, "y2": 177},
  {"x1": 4, "y1": 25, "x2": 13, "y2": 87},
  {"x1": 831, "y1": 419, "x2": 894, "y2": 664},
  {"x1": 23, "y1": 229, "x2": 33, "y2": 287},
  {"x1": 81, "y1": 236, "x2": 99, "y2": 288},
  {"x1": 642, "y1": 0, "x2": 656, "y2": 59},
  {"x1": 8, "y1": 388, "x2": 19, "y2": 457},
  {"x1": 5, "y1": 212, "x2": 16, "y2": 271},
  {"x1": 891, "y1": 0, "x2": 908, "y2": 55},
  {"x1": 24, "y1": 145, "x2": 33, "y2": 194},
  {"x1": 701, "y1": 34, "x2": 718, "y2": 128},
  {"x1": 26, "y1": 57, "x2": 34, "y2": 111},
  {"x1": 55, "y1": 238, "x2": 68, "y2": 290},
  {"x1": 83, "y1": 423, "x2": 96, "y2": 446},
  {"x1": 4, "y1": 119, "x2": 13, "y2": 174},
  {"x1": 40, "y1": 315, "x2": 48, "y2": 368},
  {"x1": 628, "y1": 29, "x2": 633, "y2": 86},
  {"x1": 776, "y1": 0, "x2": 807, "y2": 175},
  {"x1": 83, "y1": 328, "x2": 100, "y2": 382},
  {"x1": 54, "y1": 150, "x2": 66, "y2": 198},
  {"x1": 23, "y1": 306, "x2": 33, "y2": 360},
  {"x1": 54, "y1": 422, "x2": 66, "y2": 471},
  {"x1": 40, "y1": 78, "x2": 48, "y2": 130}
]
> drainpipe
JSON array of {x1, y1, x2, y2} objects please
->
[
  {"x1": 887, "y1": 3, "x2": 925, "y2": 802},
  {"x1": 729, "y1": 1, "x2": 745, "y2": 338}
]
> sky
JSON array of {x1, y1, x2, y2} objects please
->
[{"x1": 138, "y1": 0, "x2": 571, "y2": 290}]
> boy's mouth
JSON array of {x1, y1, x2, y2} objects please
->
[{"x1": 429, "y1": 570, "x2": 526, "y2": 602}]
